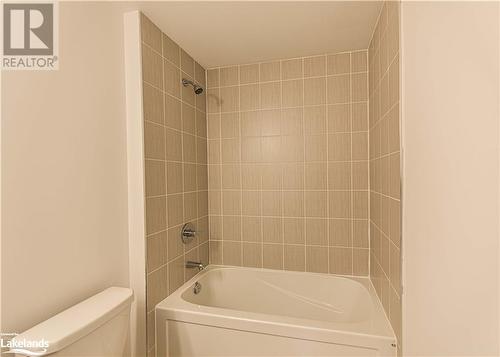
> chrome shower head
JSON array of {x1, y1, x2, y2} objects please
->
[{"x1": 182, "y1": 78, "x2": 203, "y2": 95}]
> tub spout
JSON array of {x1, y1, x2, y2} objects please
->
[{"x1": 186, "y1": 261, "x2": 204, "y2": 271}]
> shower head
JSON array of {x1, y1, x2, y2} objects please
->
[{"x1": 182, "y1": 78, "x2": 203, "y2": 95}]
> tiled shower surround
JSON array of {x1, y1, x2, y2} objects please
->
[
  {"x1": 140, "y1": 15, "x2": 209, "y2": 356},
  {"x1": 140, "y1": 4, "x2": 401, "y2": 354},
  {"x1": 206, "y1": 51, "x2": 370, "y2": 275},
  {"x1": 368, "y1": 1, "x2": 402, "y2": 353}
]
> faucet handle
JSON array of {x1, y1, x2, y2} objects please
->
[{"x1": 181, "y1": 222, "x2": 196, "y2": 244}]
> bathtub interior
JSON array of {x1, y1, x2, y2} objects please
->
[{"x1": 181, "y1": 267, "x2": 372, "y2": 324}]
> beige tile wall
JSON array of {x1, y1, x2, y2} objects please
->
[
  {"x1": 141, "y1": 14, "x2": 209, "y2": 356},
  {"x1": 206, "y1": 50, "x2": 370, "y2": 276},
  {"x1": 368, "y1": 1, "x2": 401, "y2": 353}
]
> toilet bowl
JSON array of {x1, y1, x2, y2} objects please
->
[{"x1": 10, "y1": 287, "x2": 133, "y2": 356}]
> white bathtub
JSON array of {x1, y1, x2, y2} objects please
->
[{"x1": 156, "y1": 266, "x2": 396, "y2": 356}]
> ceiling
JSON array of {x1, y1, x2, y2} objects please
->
[{"x1": 134, "y1": 1, "x2": 382, "y2": 69}]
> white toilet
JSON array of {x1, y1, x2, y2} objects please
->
[{"x1": 10, "y1": 287, "x2": 133, "y2": 356}]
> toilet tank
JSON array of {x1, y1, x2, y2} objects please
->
[{"x1": 10, "y1": 287, "x2": 133, "y2": 357}]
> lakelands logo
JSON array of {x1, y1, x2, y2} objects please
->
[
  {"x1": 1, "y1": 333, "x2": 50, "y2": 356},
  {"x1": 2, "y1": 1, "x2": 59, "y2": 70}
]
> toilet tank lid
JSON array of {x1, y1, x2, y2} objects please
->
[{"x1": 10, "y1": 287, "x2": 133, "y2": 356}]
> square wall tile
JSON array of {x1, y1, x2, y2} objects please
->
[
  {"x1": 283, "y1": 191, "x2": 304, "y2": 217},
  {"x1": 220, "y1": 87, "x2": 240, "y2": 112},
  {"x1": 282, "y1": 58, "x2": 303, "y2": 80},
  {"x1": 220, "y1": 66, "x2": 239, "y2": 86},
  {"x1": 240, "y1": 84, "x2": 260, "y2": 111},
  {"x1": 327, "y1": 53, "x2": 350, "y2": 75},
  {"x1": 142, "y1": 45, "x2": 163, "y2": 90},
  {"x1": 141, "y1": 15, "x2": 162, "y2": 52},
  {"x1": 207, "y1": 69, "x2": 219, "y2": 88},
  {"x1": 282, "y1": 80, "x2": 303, "y2": 108},
  {"x1": 352, "y1": 102, "x2": 368, "y2": 132},
  {"x1": 145, "y1": 160, "x2": 165, "y2": 197},
  {"x1": 209, "y1": 240, "x2": 222, "y2": 264},
  {"x1": 284, "y1": 218, "x2": 305, "y2": 244},
  {"x1": 352, "y1": 73, "x2": 368, "y2": 102},
  {"x1": 353, "y1": 248, "x2": 369, "y2": 276},
  {"x1": 329, "y1": 219, "x2": 351, "y2": 247},
  {"x1": 305, "y1": 191, "x2": 327, "y2": 218},
  {"x1": 164, "y1": 60, "x2": 180, "y2": 98},
  {"x1": 223, "y1": 241, "x2": 242, "y2": 266},
  {"x1": 147, "y1": 265, "x2": 168, "y2": 311},
  {"x1": 166, "y1": 162, "x2": 183, "y2": 194},
  {"x1": 262, "y1": 191, "x2": 282, "y2": 216},
  {"x1": 263, "y1": 218, "x2": 283, "y2": 243},
  {"x1": 222, "y1": 216, "x2": 241, "y2": 241},
  {"x1": 144, "y1": 122, "x2": 165, "y2": 160},
  {"x1": 284, "y1": 245, "x2": 305, "y2": 271},
  {"x1": 143, "y1": 83, "x2": 163, "y2": 125},
  {"x1": 242, "y1": 243, "x2": 262, "y2": 268},
  {"x1": 329, "y1": 191, "x2": 351, "y2": 219},
  {"x1": 195, "y1": 62, "x2": 206, "y2": 86},
  {"x1": 261, "y1": 82, "x2": 281, "y2": 109},
  {"x1": 304, "y1": 55, "x2": 326, "y2": 77},
  {"x1": 351, "y1": 51, "x2": 367, "y2": 72},
  {"x1": 242, "y1": 217, "x2": 262, "y2": 242},
  {"x1": 304, "y1": 106, "x2": 326, "y2": 135},
  {"x1": 304, "y1": 77, "x2": 326, "y2": 105},
  {"x1": 305, "y1": 218, "x2": 328, "y2": 246},
  {"x1": 165, "y1": 95, "x2": 182, "y2": 130},
  {"x1": 146, "y1": 231, "x2": 167, "y2": 273},
  {"x1": 260, "y1": 61, "x2": 280, "y2": 82},
  {"x1": 180, "y1": 49, "x2": 194, "y2": 78},
  {"x1": 183, "y1": 133, "x2": 197, "y2": 163},
  {"x1": 306, "y1": 246, "x2": 328, "y2": 273},
  {"x1": 240, "y1": 64, "x2": 259, "y2": 84},
  {"x1": 328, "y1": 133, "x2": 351, "y2": 161},
  {"x1": 163, "y1": 33, "x2": 180, "y2": 66},
  {"x1": 329, "y1": 247, "x2": 352, "y2": 275},
  {"x1": 328, "y1": 162, "x2": 351, "y2": 190},
  {"x1": 327, "y1": 75, "x2": 350, "y2": 104},
  {"x1": 146, "y1": 196, "x2": 166, "y2": 234},
  {"x1": 263, "y1": 244, "x2": 283, "y2": 269},
  {"x1": 327, "y1": 104, "x2": 350, "y2": 133},
  {"x1": 305, "y1": 162, "x2": 327, "y2": 190},
  {"x1": 168, "y1": 256, "x2": 184, "y2": 293},
  {"x1": 167, "y1": 194, "x2": 183, "y2": 227}
]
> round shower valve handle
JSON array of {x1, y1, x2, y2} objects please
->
[{"x1": 181, "y1": 222, "x2": 196, "y2": 244}]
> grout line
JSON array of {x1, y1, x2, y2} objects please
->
[
  {"x1": 325, "y1": 51, "x2": 330, "y2": 273},
  {"x1": 209, "y1": 240, "x2": 368, "y2": 249},
  {"x1": 218, "y1": 70, "x2": 224, "y2": 264},
  {"x1": 349, "y1": 52, "x2": 354, "y2": 275},
  {"x1": 207, "y1": 71, "x2": 369, "y2": 89},
  {"x1": 206, "y1": 49, "x2": 368, "y2": 72},
  {"x1": 366, "y1": 49, "x2": 372, "y2": 278},
  {"x1": 258, "y1": 65, "x2": 265, "y2": 268},
  {"x1": 280, "y1": 60, "x2": 286, "y2": 270},
  {"x1": 238, "y1": 65, "x2": 244, "y2": 266},
  {"x1": 205, "y1": 101, "x2": 370, "y2": 115}
]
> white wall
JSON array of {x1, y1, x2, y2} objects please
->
[
  {"x1": 401, "y1": 1, "x2": 499, "y2": 355},
  {"x1": 2, "y1": 2, "x2": 131, "y2": 333}
]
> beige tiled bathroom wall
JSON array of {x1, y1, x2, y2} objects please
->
[
  {"x1": 140, "y1": 14, "x2": 209, "y2": 356},
  {"x1": 368, "y1": 1, "x2": 402, "y2": 353},
  {"x1": 206, "y1": 50, "x2": 370, "y2": 276}
]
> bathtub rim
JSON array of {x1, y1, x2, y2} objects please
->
[{"x1": 155, "y1": 265, "x2": 397, "y2": 355}]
